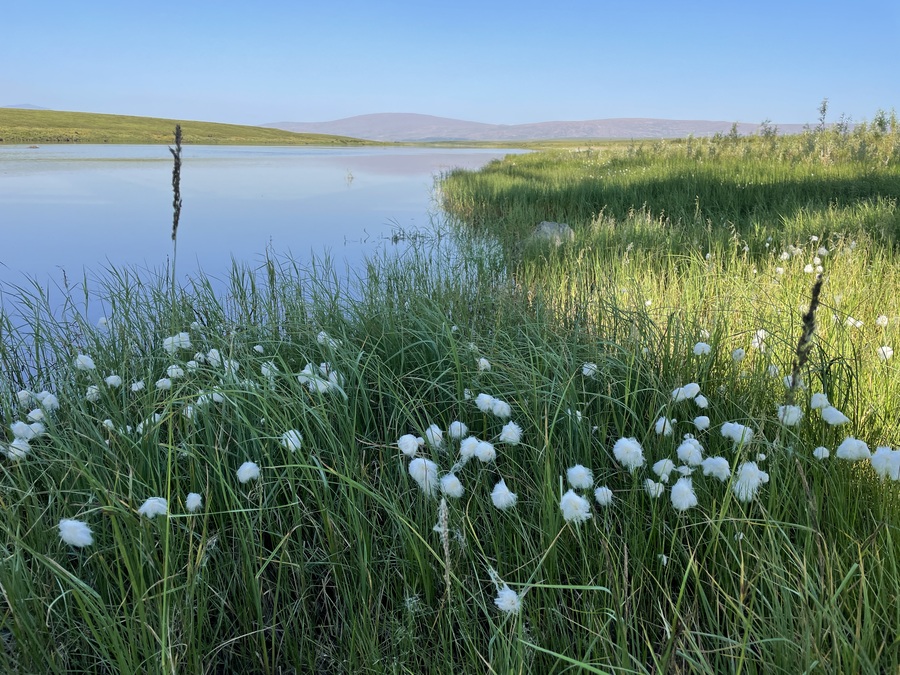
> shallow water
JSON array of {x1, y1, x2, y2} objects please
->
[{"x1": 0, "y1": 144, "x2": 519, "y2": 290}]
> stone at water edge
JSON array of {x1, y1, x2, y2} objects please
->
[{"x1": 532, "y1": 220, "x2": 575, "y2": 245}]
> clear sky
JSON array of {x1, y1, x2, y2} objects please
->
[{"x1": 3, "y1": 0, "x2": 898, "y2": 126}]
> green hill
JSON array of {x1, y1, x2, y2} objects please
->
[{"x1": 0, "y1": 108, "x2": 378, "y2": 145}]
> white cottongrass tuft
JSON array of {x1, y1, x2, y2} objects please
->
[
  {"x1": 491, "y1": 479, "x2": 517, "y2": 510},
  {"x1": 655, "y1": 416, "x2": 675, "y2": 436},
  {"x1": 206, "y1": 349, "x2": 222, "y2": 368},
  {"x1": 4, "y1": 438, "x2": 31, "y2": 460},
  {"x1": 494, "y1": 584, "x2": 522, "y2": 615},
  {"x1": 459, "y1": 436, "x2": 479, "y2": 460},
  {"x1": 750, "y1": 329, "x2": 768, "y2": 351},
  {"x1": 448, "y1": 421, "x2": 468, "y2": 440},
  {"x1": 162, "y1": 332, "x2": 192, "y2": 354},
  {"x1": 731, "y1": 348, "x2": 745, "y2": 362},
  {"x1": 566, "y1": 464, "x2": 593, "y2": 490},
  {"x1": 732, "y1": 462, "x2": 769, "y2": 502},
  {"x1": 876, "y1": 314, "x2": 889, "y2": 327},
  {"x1": 694, "y1": 394, "x2": 709, "y2": 409},
  {"x1": 16, "y1": 390, "x2": 32, "y2": 406},
  {"x1": 813, "y1": 446, "x2": 830, "y2": 460},
  {"x1": 138, "y1": 497, "x2": 168, "y2": 519},
  {"x1": 440, "y1": 473, "x2": 464, "y2": 498},
  {"x1": 185, "y1": 492, "x2": 203, "y2": 512},
  {"x1": 670, "y1": 477, "x2": 698, "y2": 511},
  {"x1": 870, "y1": 447, "x2": 900, "y2": 480},
  {"x1": 280, "y1": 429, "x2": 303, "y2": 452},
  {"x1": 75, "y1": 354, "x2": 96, "y2": 371},
  {"x1": 131, "y1": 380, "x2": 145, "y2": 392},
  {"x1": 676, "y1": 436, "x2": 704, "y2": 466},
  {"x1": 721, "y1": 422, "x2": 754, "y2": 446},
  {"x1": 58, "y1": 519, "x2": 93, "y2": 547},
  {"x1": 594, "y1": 486, "x2": 613, "y2": 506},
  {"x1": 11, "y1": 421, "x2": 36, "y2": 440},
  {"x1": 85, "y1": 385, "x2": 100, "y2": 402},
  {"x1": 835, "y1": 437, "x2": 870, "y2": 461},
  {"x1": 166, "y1": 365, "x2": 185, "y2": 379},
  {"x1": 475, "y1": 393, "x2": 495, "y2": 413},
  {"x1": 499, "y1": 421, "x2": 522, "y2": 445},
  {"x1": 582, "y1": 362, "x2": 598, "y2": 377},
  {"x1": 396, "y1": 433, "x2": 419, "y2": 457},
  {"x1": 845, "y1": 316, "x2": 863, "y2": 329},
  {"x1": 693, "y1": 342, "x2": 712, "y2": 356},
  {"x1": 777, "y1": 404, "x2": 803, "y2": 426},
  {"x1": 821, "y1": 406, "x2": 850, "y2": 426},
  {"x1": 652, "y1": 458, "x2": 675, "y2": 482},
  {"x1": 261, "y1": 361, "x2": 279, "y2": 378},
  {"x1": 155, "y1": 378, "x2": 172, "y2": 391},
  {"x1": 475, "y1": 441, "x2": 496, "y2": 463},
  {"x1": 237, "y1": 461, "x2": 261, "y2": 483},
  {"x1": 105, "y1": 375, "x2": 122, "y2": 387},
  {"x1": 408, "y1": 457, "x2": 439, "y2": 496},
  {"x1": 491, "y1": 398, "x2": 512, "y2": 419},
  {"x1": 878, "y1": 346, "x2": 894, "y2": 361},
  {"x1": 560, "y1": 489, "x2": 592, "y2": 522},
  {"x1": 767, "y1": 364, "x2": 780, "y2": 377},
  {"x1": 701, "y1": 456, "x2": 731, "y2": 481},
  {"x1": 613, "y1": 437, "x2": 645, "y2": 472},
  {"x1": 810, "y1": 392, "x2": 830, "y2": 409},
  {"x1": 27, "y1": 408, "x2": 45, "y2": 423},
  {"x1": 424, "y1": 424, "x2": 444, "y2": 448},
  {"x1": 693, "y1": 415, "x2": 710, "y2": 431},
  {"x1": 317, "y1": 330, "x2": 341, "y2": 349},
  {"x1": 671, "y1": 382, "x2": 701, "y2": 402},
  {"x1": 254, "y1": 344, "x2": 265, "y2": 354},
  {"x1": 477, "y1": 357, "x2": 492, "y2": 371},
  {"x1": 643, "y1": 479, "x2": 665, "y2": 498}
]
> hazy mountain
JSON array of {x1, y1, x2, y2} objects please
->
[
  {"x1": 2, "y1": 103, "x2": 49, "y2": 110},
  {"x1": 263, "y1": 113, "x2": 806, "y2": 142}
]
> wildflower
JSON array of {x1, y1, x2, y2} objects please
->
[
  {"x1": 491, "y1": 478, "x2": 518, "y2": 510},
  {"x1": 731, "y1": 348, "x2": 745, "y2": 362},
  {"x1": 102, "y1": 374, "x2": 122, "y2": 388},
  {"x1": 582, "y1": 362, "x2": 598, "y2": 378},
  {"x1": 845, "y1": 316, "x2": 863, "y2": 329},
  {"x1": 821, "y1": 406, "x2": 850, "y2": 426},
  {"x1": 261, "y1": 361, "x2": 279, "y2": 378},
  {"x1": 182, "y1": 404, "x2": 195, "y2": 419},
  {"x1": 721, "y1": 422, "x2": 754, "y2": 446},
  {"x1": 280, "y1": 429, "x2": 303, "y2": 452},
  {"x1": 658, "y1": 554, "x2": 669, "y2": 566},
  {"x1": 655, "y1": 416, "x2": 675, "y2": 436},
  {"x1": 783, "y1": 374, "x2": 806, "y2": 390},
  {"x1": 775, "y1": 266, "x2": 785, "y2": 275},
  {"x1": 85, "y1": 385, "x2": 100, "y2": 402},
  {"x1": 97, "y1": 316, "x2": 108, "y2": 327},
  {"x1": 440, "y1": 473, "x2": 464, "y2": 498},
  {"x1": 777, "y1": 404, "x2": 803, "y2": 426},
  {"x1": 560, "y1": 489, "x2": 592, "y2": 522},
  {"x1": 876, "y1": 314, "x2": 889, "y2": 327},
  {"x1": 58, "y1": 519, "x2": 93, "y2": 547},
  {"x1": 138, "y1": 497, "x2": 168, "y2": 519},
  {"x1": 131, "y1": 380, "x2": 145, "y2": 392},
  {"x1": 424, "y1": 424, "x2": 444, "y2": 449},
  {"x1": 566, "y1": 408, "x2": 583, "y2": 423},
  {"x1": 477, "y1": 357, "x2": 491, "y2": 371},
  {"x1": 835, "y1": 437, "x2": 870, "y2": 461},
  {"x1": 398, "y1": 434, "x2": 419, "y2": 457},
  {"x1": 206, "y1": 349, "x2": 222, "y2": 368},
  {"x1": 878, "y1": 346, "x2": 894, "y2": 361},
  {"x1": 38, "y1": 392, "x2": 59, "y2": 412},
  {"x1": 11, "y1": 421, "x2": 34, "y2": 440},
  {"x1": 475, "y1": 441, "x2": 496, "y2": 463},
  {"x1": 408, "y1": 457, "x2": 439, "y2": 496},
  {"x1": 75, "y1": 354, "x2": 96, "y2": 371},
  {"x1": 677, "y1": 436, "x2": 704, "y2": 466},
  {"x1": 732, "y1": 462, "x2": 769, "y2": 502},
  {"x1": 767, "y1": 365, "x2": 780, "y2": 377},
  {"x1": 567, "y1": 464, "x2": 593, "y2": 490},
  {"x1": 652, "y1": 459, "x2": 675, "y2": 482},
  {"x1": 812, "y1": 446, "x2": 830, "y2": 460},
  {"x1": 16, "y1": 390, "x2": 32, "y2": 406},
  {"x1": 750, "y1": 329, "x2": 768, "y2": 351},
  {"x1": 222, "y1": 359, "x2": 240, "y2": 376},
  {"x1": 701, "y1": 456, "x2": 731, "y2": 481},
  {"x1": 463, "y1": 388, "x2": 473, "y2": 401},
  {"x1": 643, "y1": 479, "x2": 665, "y2": 498},
  {"x1": 694, "y1": 394, "x2": 709, "y2": 409},
  {"x1": 870, "y1": 447, "x2": 900, "y2": 480},
  {"x1": 594, "y1": 486, "x2": 613, "y2": 506},
  {"x1": 613, "y1": 437, "x2": 645, "y2": 472},
  {"x1": 491, "y1": 398, "x2": 512, "y2": 419},
  {"x1": 475, "y1": 393, "x2": 495, "y2": 413},
  {"x1": 459, "y1": 436, "x2": 479, "y2": 460},
  {"x1": 693, "y1": 342, "x2": 712, "y2": 356},
  {"x1": 155, "y1": 378, "x2": 172, "y2": 391},
  {"x1": 186, "y1": 360, "x2": 199, "y2": 372},
  {"x1": 676, "y1": 465, "x2": 693, "y2": 476},
  {"x1": 448, "y1": 421, "x2": 468, "y2": 440},
  {"x1": 253, "y1": 344, "x2": 265, "y2": 354},
  {"x1": 162, "y1": 332, "x2": 192, "y2": 354},
  {"x1": 671, "y1": 382, "x2": 701, "y2": 402},
  {"x1": 804, "y1": 264, "x2": 814, "y2": 274},
  {"x1": 671, "y1": 477, "x2": 698, "y2": 511},
  {"x1": 494, "y1": 584, "x2": 522, "y2": 615},
  {"x1": 317, "y1": 330, "x2": 341, "y2": 349},
  {"x1": 3, "y1": 438, "x2": 30, "y2": 460},
  {"x1": 499, "y1": 421, "x2": 522, "y2": 445},
  {"x1": 810, "y1": 392, "x2": 829, "y2": 409},
  {"x1": 236, "y1": 461, "x2": 261, "y2": 483},
  {"x1": 166, "y1": 365, "x2": 185, "y2": 379},
  {"x1": 185, "y1": 492, "x2": 203, "y2": 512},
  {"x1": 693, "y1": 415, "x2": 710, "y2": 431}
]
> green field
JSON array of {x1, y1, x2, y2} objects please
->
[
  {"x1": 2, "y1": 112, "x2": 900, "y2": 673},
  {"x1": 0, "y1": 108, "x2": 377, "y2": 145}
]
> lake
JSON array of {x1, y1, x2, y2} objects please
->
[{"x1": 0, "y1": 145, "x2": 520, "y2": 291}]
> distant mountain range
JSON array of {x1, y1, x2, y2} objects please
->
[
  {"x1": 1, "y1": 103, "x2": 48, "y2": 110},
  {"x1": 263, "y1": 113, "x2": 807, "y2": 142}
]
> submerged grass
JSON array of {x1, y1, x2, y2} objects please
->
[{"x1": 2, "y1": 117, "x2": 900, "y2": 673}]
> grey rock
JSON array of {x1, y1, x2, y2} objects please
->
[{"x1": 532, "y1": 221, "x2": 575, "y2": 245}]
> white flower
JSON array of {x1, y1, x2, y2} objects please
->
[
  {"x1": 166, "y1": 365, "x2": 185, "y2": 379},
  {"x1": 671, "y1": 382, "x2": 701, "y2": 402},
  {"x1": 475, "y1": 441, "x2": 496, "y2": 463},
  {"x1": 448, "y1": 421, "x2": 468, "y2": 440},
  {"x1": 613, "y1": 437, "x2": 645, "y2": 472},
  {"x1": 777, "y1": 404, "x2": 803, "y2": 426},
  {"x1": 835, "y1": 437, "x2": 870, "y2": 461},
  {"x1": 878, "y1": 346, "x2": 894, "y2": 361},
  {"x1": 731, "y1": 348, "x2": 745, "y2": 362},
  {"x1": 237, "y1": 461, "x2": 261, "y2": 483},
  {"x1": 582, "y1": 362, "x2": 598, "y2": 378},
  {"x1": 804, "y1": 264, "x2": 814, "y2": 274},
  {"x1": 594, "y1": 486, "x2": 613, "y2": 506},
  {"x1": 477, "y1": 357, "x2": 492, "y2": 371},
  {"x1": 408, "y1": 457, "x2": 439, "y2": 496},
  {"x1": 185, "y1": 360, "x2": 199, "y2": 372},
  {"x1": 459, "y1": 436, "x2": 479, "y2": 460},
  {"x1": 812, "y1": 446, "x2": 830, "y2": 460},
  {"x1": 26, "y1": 408, "x2": 45, "y2": 422},
  {"x1": 398, "y1": 434, "x2": 419, "y2": 457},
  {"x1": 643, "y1": 479, "x2": 665, "y2": 498},
  {"x1": 424, "y1": 424, "x2": 444, "y2": 449},
  {"x1": 693, "y1": 342, "x2": 712, "y2": 356},
  {"x1": 491, "y1": 479, "x2": 517, "y2": 510},
  {"x1": 721, "y1": 422, "x2": 754, "y2": 446},
  {"x1": 775, "y1": 266, "x2": 785, "y2": 275},
  {"x1": 16, "y1": 390, "x2": 32, "y2": 406},
  {"x1": 4, "y1": 438, "x2": 30, "y2": 460},
  {"x1": 280, "y1": 429, "x2": 303, "y2": 452},
  {"x1": 185, "y1": 492, "x2": 203, "y2": 512},
  {"x1": 491, "y1": 399, "x2": 512, "y2": 419},
  {"x1": 876, "y1": 314, "x2": 889, "y2": 327},
  {"x1": 560, "y1": 489, "x2": 592, "y2": 523},
  {"x1": 463, "y1": 388, "x2": 473, "y2": 400},
  {"x1": 658, "y1": 554, "x2": 669, "y2": 566},
  {"x1": 75, "y1": 354, "x2": 96, "y2": 371},
  {"x1": 810, "y1": 392, "x2": 830, "y2": 409},
  {"x1": 58, "y1": 519, "x2": 93, "y2": 547},
  {"x1": 85, "y1": 385, "x2": 101, "y2": 402},
  {"x1": 870, "y1": 447, "x2": 900, "y2": 480},
  {"x1": 655, "y1": 416, "x2": 674, "y2": 436},
  {"x1": 845, "y1": 316, "x2": 863, "y2": 329},
  {"x1": 223, "y1": 359, "x2": 240, "y2": 376},
  {"x1": 38, "y1": 392, "x2": 59, "y2": 412},
  {"x1": 676, "y1": 437, "x2": 704, "y2": 466},
  {"x1": 131, "y1": 380, "x2": 145, "y2": 392},
  {"x1": 97, "y1": 316, "x2": 108, "y2": 327},
  {"x1": 105, "y1": 375, "x2": 122, "y2": 387},
  {"x1": 693, "y1": 416, "x2": 710, "y2": 431},
  {"x1": 138, "y1": 497, "x2": 168, "y2": 519},
  {"x1": 767, "y1": 365, "x2": 780, "y2": 377},
  {"x1": 701, "y1": 456, "x2": 731, "y2": 481},
  {"x1": 750, "y1": 329, "x2": 768, "y2": 351},
  {"x1": 694, "y1": 395, "x2": 709, "y2": 409},
  {"x1": 567, "y1": 464, "x2": 593, "y2": 490},
  {"x1": 475, "y1": 393, "x2": 495, "y2": 413},
  {"x1": 206, "y1": 349, "x2": 222, "y2": 368},
  {"x1": 652, "y1": 459, "x2": 675, "y2": 482},
  {"x1": 494, "y1": 584, "x2": 522, "y2": 615},
  {"x1": 440, "y1": 473, "x2": 464, "y2": 498},
  {"x1": 783, "y1": 374, "x2": 806, "y2": 390},
  {"x1": 732, "y1": 462, "x2": 769, "y2": 502},
  {"x1": 253, "y1": 344, "x2": 265, "y2": 354},
  {"x1": 11, "y1": 421, "x2": 34, "y2": 440},
  {"x1": 155, "y1": 378, "x2": 172, "y2": 391},
  {"x1": 182, "y1": 404, "x2": 195, "y2": 420},
  {"x1": 821, "y1": 406, "x2": 850, "y2": 426},
  {"x1": 162, "y1": 332, "x2": 192, "y2": 354},
  {"x1": 670, "y1": 477, "x2": 698, "y2": 511},
  {"x1": 499, "y1": 421, "x2": 522, "y2": 445},
  {"x1": 261, "y1": 361, "x2": 279, "y2": 378},
  {"x1": 567, "y1": 408, "x2": 583, "y2": 423}
]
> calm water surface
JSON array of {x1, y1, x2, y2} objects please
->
[{"x1": 0, "y1": 145, "x2": 519, "y2": 289}]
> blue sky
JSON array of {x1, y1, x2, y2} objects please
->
[{"x1": 4, "y1": 0, "x2": 898, "y2": 126}]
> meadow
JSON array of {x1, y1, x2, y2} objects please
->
[{"x1": 1, "y1": 112, "x2": 899, "y2": 673}]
